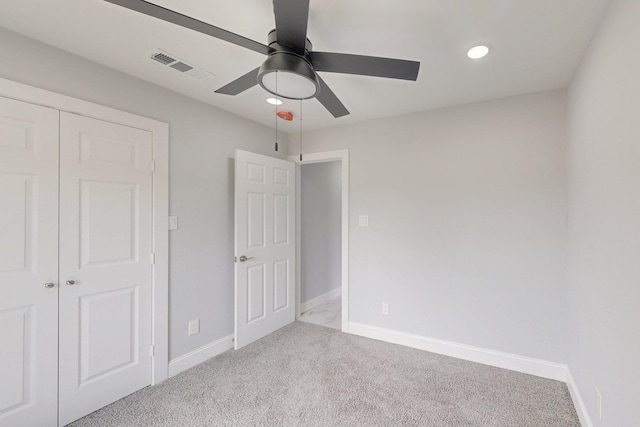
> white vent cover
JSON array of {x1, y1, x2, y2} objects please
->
[{"x1": 147, "y1": 49, "x2": 214, "y2": 81}]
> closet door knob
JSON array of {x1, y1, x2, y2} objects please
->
[
  {"x1": 44, "y1": 282, "x2": 55, "y2": 289},
  {"x1": 66, "y1": 280, "x2": 76, "y2": 286}
]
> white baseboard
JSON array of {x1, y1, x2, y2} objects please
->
[
  {"x1": 566, "y1": 370, "x2": 593, "y2": 427},
  {"x1": 349, "y1": 322, "x2": 598, "y2": 424},
  {"x1": 166, "y1": 322, "x2": 590, "y2": 425},
  {"x1": 348, "y1": 322, "x2": 568, "y2": 382},
  {"x1": 168, "y1": 334, "x2": 234, "y2": 377},
  {"x1": 300, "y1": 287, "x2": 342, "y2": 314}
]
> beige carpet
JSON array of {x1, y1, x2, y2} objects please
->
[{"x1": 69, "y1": 322, "x2": 580, "y2": 426}]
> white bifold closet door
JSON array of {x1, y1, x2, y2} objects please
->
[
  {"x1": 58, "y1": 112, "x2": 154, "y2": 425},
  {"x1": 0, "y1": 97, "x2": 60, "y2": 426},
  {"x1": 0, "y1": 96, "x2": 154, "y2": 427}
]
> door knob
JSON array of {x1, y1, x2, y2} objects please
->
[
  {"x1": 44, "y1": 282, "x2": 55, "y2": 289},
  {"x1": 66, "y1": 280, "x2": 76, "y2": 286},
  {"x1": 238, "y1": 255, "x2": 255, "y2": 262}
]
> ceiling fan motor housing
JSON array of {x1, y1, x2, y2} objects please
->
[{"x1": 258, "y1": 29, "x2": 320, "y2": 100}]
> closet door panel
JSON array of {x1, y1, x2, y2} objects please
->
[
  {"x1": 58, "y1": 112, "x2": 154, "y2": 426},
  {"x1": 0, "y1": 97, "x2": 59, "y2": 427}
]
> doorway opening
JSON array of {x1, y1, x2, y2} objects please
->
[{"x1": 289, "y1": 150, "x2": 349, "y2": 332}]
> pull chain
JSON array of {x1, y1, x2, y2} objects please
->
[
  {"x1": 274, "y1": 71, "x2": 279, "y2": 152},
  {"x1": 299, "y1": 99, "x2": 303, "y2": 161}
]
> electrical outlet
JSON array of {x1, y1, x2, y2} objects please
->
[
  {"x1": 596, "y1": 387, "x2": 602, "y2": 419},
  {"x1": 358, "y1": 215, "x2": 369, "y2": 227},
  {"x1": 188, "y1": 319, "x2": 200, "y2": 336},
  {"x1": 169, "y1": 216, "x2": 179, "y2": 230},
  {"x1": 382, "y1": 303, "x2": 389, "y2": 315}
]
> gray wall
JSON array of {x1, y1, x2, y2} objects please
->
[
  {"x1": 291, "y1": 90, "x2": 569, "y2": 363},
  {"x1": 301, "y1": 161, "x2": 342, "y2": 303},
  {"x1": 6, "y1": 11, "x2": 637, "y2": 422},
  {"x1": 567, "y1": 0, "x2": 640, "y2": 424},
  {"x1": 0, "y1": 28, "x2": 288, "y2": 360}
]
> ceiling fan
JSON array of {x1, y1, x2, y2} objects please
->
[{"x1": 104, "y1": 0, "x2": 421, "y2": 118}]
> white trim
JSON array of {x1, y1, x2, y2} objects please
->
[
  {"x1": 0, "y1": 77, "x2": 164, "y2": 132},
  {"x1": 300, "y1": 287, "x2": 342, "y2": 314},
  {"x1": 0, "y1": 77, "x2": 170, "y2": 384},
  {"x1": 295, "y1": 162, "x2": 302, "y2": 319},
  {"x1": 288, "y1": 150, "x2": 350, "y2": 333},
  {"x1": 566, "y1": 370, "x2": 593, "y2": 427},
  {"x1": 168, "y1": 334, "x2": 234, "y2": 377},
  {"x1": 151, "y1": 121, "x2": 170, "y2": 384},
  {"x1": 348, "y1": 322, "x2": 568, "y2": 382}
]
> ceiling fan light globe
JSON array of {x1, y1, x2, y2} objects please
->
[
  {"x1": 260, "y1": 71, "x2": 317, "y2": 100},
  {"x1": 258, "y1": 52, "x2": 320, "y2": 100}
]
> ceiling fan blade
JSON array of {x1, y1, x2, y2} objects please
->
[
  {"x1": 272, "y1": 0, "x2": 310, "y2": 54},
  {"x1": 316, "y1": 76, "x2": 349, "y2": 118},
  {"x1": 215, "y1": 68, "x2": 260, "y2": 95},
  {"x1": 104, "y1": 0, "x2": 269, "y2": 55},
  {"x1": 310, "y1": 52, "x2": 420, "y2": 81}
]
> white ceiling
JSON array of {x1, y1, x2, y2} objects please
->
[{"x1": 0, "y1": 0, "x2": 611, "y2": 133}]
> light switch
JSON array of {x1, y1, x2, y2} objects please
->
[
  {"x1": 358, "y1": 215, "x2": 369, "y2": 227},
  {"x1": 169, "y1": 216, "x2": 178, "y2": 230}
]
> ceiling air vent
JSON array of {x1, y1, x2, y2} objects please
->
[
  {"x1": 147, "y1": 49, "x2": 214, "y2": 81},
  {"x1": 170, "y1": 62, "x2": 193, "y2": 72},
  {"x1": 151, "y1": 52, "x2": 176, "y2": 65}
]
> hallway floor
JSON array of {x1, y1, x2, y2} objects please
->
[{"x1": 298, "y1": 296, "x2": 341, "y2": 330}]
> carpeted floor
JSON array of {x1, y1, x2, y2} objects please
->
[{"x1": 69, "y1": 322, "x2": 580, "y2": 426}]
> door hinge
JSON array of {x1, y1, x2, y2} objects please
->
[
  {"x1": 150, "y1": 345, "x2": 155, "y2": 357},
  {"x1": 150, "y1": 160, "x2": 156, "y2": 172},
  {"x1": 150, "y1": 252, "x2": 156, "y2": 265}
]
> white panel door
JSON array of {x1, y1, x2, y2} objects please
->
[
  {"x1": 235, "y1": 150, "x2": 295, "y2": 349},
  {"x1": 58, "y1": 113, "x2": 153, "y2": 425},
  {"x1": 0, "y1": 97, "x2": 59, "y2": 426}
]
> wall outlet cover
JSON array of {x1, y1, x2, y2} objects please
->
[
  {"x1": 358, "y1": 215, "x2": 369, "y2": 227},
  {"x1": 169, "y1": 216, "x2": 178, "y2": 230},
  {"x1": 188, "y1": 319, "x2": 200, "y2": 336}
]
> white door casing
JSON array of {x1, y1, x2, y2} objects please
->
[
  {"x1": 0, "y1": 97, "x2": 59, "y2": 426},
  {"x1": 58, "y1": 113, "x2": 153, "y2": 425},
  {"x1": 288, "y1": 150, "x2": 349, "y2": 333},
  {"x1": 234, "y1": 150, "x2": 296, "y2": 349}
]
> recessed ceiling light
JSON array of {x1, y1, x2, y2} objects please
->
[
  {"x1": 266, "y1": 97, "x2": 283, "y2": 106},
  {"x1": 467, "y1": 45, "x2": 490, "y2": 59}
]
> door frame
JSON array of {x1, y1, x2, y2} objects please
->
[
  {"x1": 0, "y1": 77, "x2": 170, "y2": 384},
  {"x1": 288, "y1": 150, "x2": 349, "y2": 332}
]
